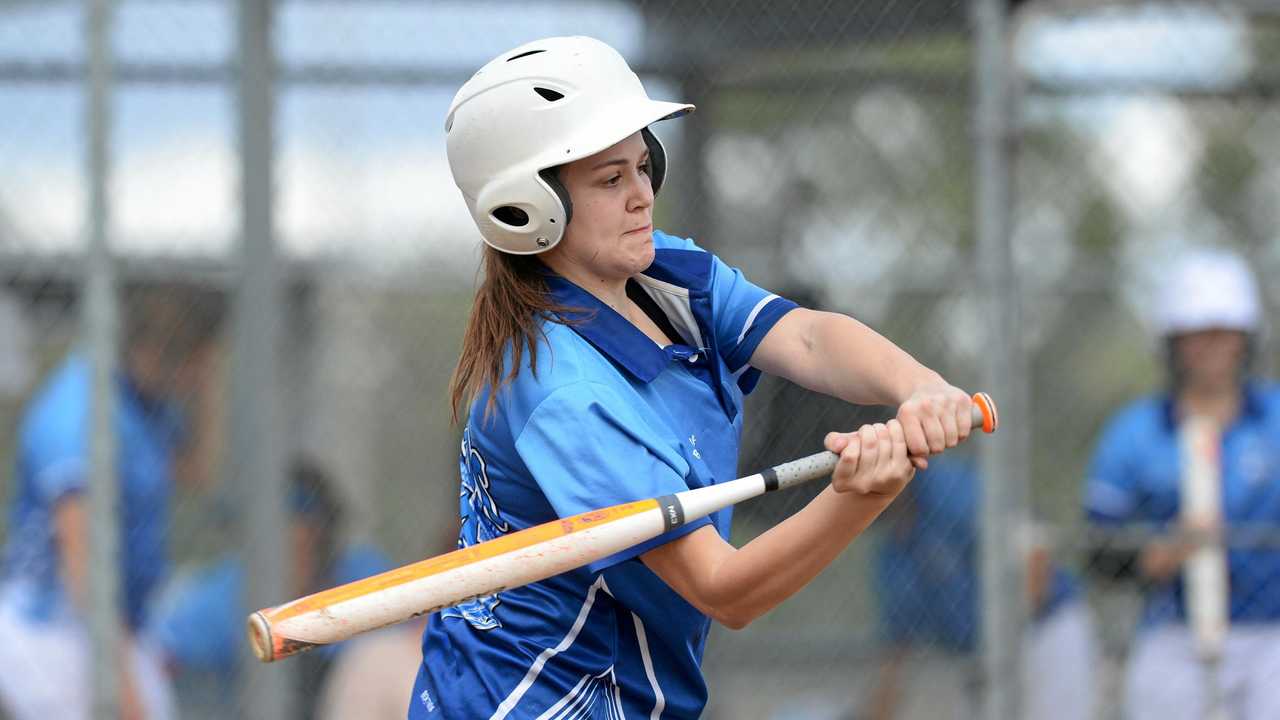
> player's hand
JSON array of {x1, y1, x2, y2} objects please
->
[
  {"x1": 896, "y1": 381, "x2": 974, "y2": 469},
  {"x1": 1140, "y1": 515, "x2": 1221, "y2": 582},
  {"x1": 825, "y1": 420, "x2": 916, "y2": 497}
]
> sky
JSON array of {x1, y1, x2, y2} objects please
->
[{"x1": 0, "y1": 0, "x2": 1256, "y2": 270}]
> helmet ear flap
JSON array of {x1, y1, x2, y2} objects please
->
[
  {"x1": 538, "y1": 167, "x2": 573, "y2": 227},
  {"x1": 641, "y1": 127, "x2": 667, "y2": 195}
]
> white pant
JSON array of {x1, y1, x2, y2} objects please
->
[
  {"x1": 1022, "y1": 600, "x2": 1097, "y2": 720},
  {"x1": 0, "y1": 599, "x2": 176, "y2": 720},
  {"x1": 1126, "y1": 623, "x2": 1280, "y2": 720},
  {"x1": 887, "y1": 599, "x2": 1096, "y2": 720}
]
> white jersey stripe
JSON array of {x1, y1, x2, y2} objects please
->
[
  {"x1": 632, "y1": 612, "x2": 666, "y2": 720},
  {"x1": 735, "y1": 294, "x2": 779, "y2": 348},
  {"x1": 611, "y1": 676, "x2": 626, "y2": 720},
  {"x1": 565, "y1": 680, "x2": 599, "y2": 720},
  {"x1": 490, "y1": 576, "x2": 609, "y2": 720},
  {"x1": 535, "y1": 674, "x2": 591, "y2": 720}
]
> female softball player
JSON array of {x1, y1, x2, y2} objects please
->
[
  {"x1": 1085, "y1": 247, "x2": 1280, "y2": 720},
  {"x1": 413, "y1": 35, "x2": 977, "y2": 719}
]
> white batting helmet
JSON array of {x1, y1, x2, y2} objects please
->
[
  {"x1": 445, "y1": 36, "x2": 694, "y2": 255},
  {"x1": 1156, "y1": 247, "x2": 1262, "y2": 336}
]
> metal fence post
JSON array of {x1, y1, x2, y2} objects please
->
[
  {"x1": 235, "y1": 0, "x2": 293, "y2": 717},
  {"x1": 85, "y1": 0, "x2": 121, "y2": 717},
  {"x1": 973, "y1": 1, "x2": 1027, "y2": 719}
]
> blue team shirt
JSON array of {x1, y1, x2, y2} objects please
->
[
  {"x1": 1084, "y1": 382, "x2": 1280, "y2": 627},
  {"x1": 0, "y1": 356, "x2": 182, "y2": 630},
  {"x1": 876, "y1": 457, "x2": 1078, "y2": 653},
  {"x1": 411, "y1": 231, "x2": 796, "y2": 719},
  {"x1": 149, "y1": 543, "x2": 392, "y2": 677}
]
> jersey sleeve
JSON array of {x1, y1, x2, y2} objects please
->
[
  {"x1": 1083, "y1": 413, "x2": 1140, "y2": 525},
  {"x1": 24, "y1": 404, "x2": 89, "y2": 506},
  {"x1": 658, "y1": 233, "x2": 799, "y2": 394},
  {"x1": 513, "y1": 382, "x2": 712, "y2": 572},
  {"x1": 147, "y1": 559, "x2": 243, "y2": 674},
  {"x1": 710, "y1": 253, "x2": 797, "y2": 388}
]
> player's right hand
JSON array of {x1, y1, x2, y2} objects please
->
[{"x1": 825, "y1": 419, "x2": 916, "y2": 497}]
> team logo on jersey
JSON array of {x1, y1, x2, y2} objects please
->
[{"x1": 441, "y1": 426, "x2": 510, "y2": 630}]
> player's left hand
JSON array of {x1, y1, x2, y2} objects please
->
[
  {"x1": 896, "y1": 381, "x2": 974, "y2": 470},
  {"x1": 825, "y1": 419, "x2": 916, "y2": 497}
]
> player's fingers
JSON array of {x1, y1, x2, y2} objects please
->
[
  {"x1": 901, "y1": 414, "x2": 930, "y2": 458},
  {"x1": 830, "y1": 435, "x2": 862, "y2": 492},
  {"x1": 940, "y1": 407, "x2": 960, "y2": 449},
  {"x1": 889, "y1": 419, "x2": 909, "y2": 466},
  {"x1": 856, "y1": 424, "x2": 879, "y2": 477},
  {"x1": 910, "y1": 456, "x2": 929, "y2": 470},
  {"x1": 923, "y1": 415, "x2": 947, "y2": 454},
  {"x1": 824, "y1": 431, "x2": 852, "y2": 454},
  {"x1": 956, "y1": 396, "x2": 974, "y2": 442},
  {"x1": 872, "y1": 423, "x2": 893, "y2": 473}
]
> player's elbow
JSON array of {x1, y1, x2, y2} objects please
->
[{"x1": 709, "y1": 604, "x2": 759, "y2": 630}]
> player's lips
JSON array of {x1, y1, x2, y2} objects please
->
[{"x1": 624, "y1": 224, "x2": 652, "y2": 235}]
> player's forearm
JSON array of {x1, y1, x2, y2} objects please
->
[
  {"x1": 761, "y1": 310, "x2": 943, "y2": 407},
  {"x1": 703, "y1": 485, "x2": 896, "y2": 628},
  {"x1": 54, "y1": 495, "x2": 91, "y2": 609}
]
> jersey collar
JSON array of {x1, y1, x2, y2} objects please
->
[
  {"x1": 1160, "y1": 380, "x2": 1268, "y2": 432},
  {"x1": 543, "y1": 249, "x2": 714, "y2": 384}
]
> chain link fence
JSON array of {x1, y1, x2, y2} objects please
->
[{"x1": 2, "y1": 1, "x2": 1280, "y2": 719}]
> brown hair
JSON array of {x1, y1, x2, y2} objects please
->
[{"x1": 449, "y1": 245, "x2": 578, "y2": 423}]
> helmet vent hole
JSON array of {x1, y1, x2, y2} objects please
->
[
  {"x1": 507, "y1": 49, "x2": 546, "y2": 62},
  {"x1": 534, "y1": 87, "x2": 565, "y2": 103},
  {"x1": 492, "y1": 206, "x2": 530, "y2": 227}
]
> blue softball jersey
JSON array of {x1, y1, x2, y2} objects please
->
[
  {"x1": 1084, "y1": 382, "x2": 1280, "y2": 627},
  {"x1": 876, "y1": 456, "x2": 1078, "y2": 653},
  {"x1": 0, "y1": 356, "x2": 183, "y2": 631},
  {"x1": 411, "y1": 231, "x2": 797, "y2": 719}
]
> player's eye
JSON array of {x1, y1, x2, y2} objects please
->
[
  {"x1": 638, "y1": 162, "x2": 650, "y2": 176},
  {"x1": 604, "y1": 174, "x2": 621, "y2": 187}
]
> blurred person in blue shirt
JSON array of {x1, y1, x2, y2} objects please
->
[
  {"x1": 869, "y1": 455, "x2": 1096, "y2": 720},
  {"x1": 0, "y1": 284, "x2": 224, "y2": 720},
  {"x1": 148, "y1": 458, "x2": 392, "y2": 719},
  {"x1": 1084, "y1": 247, "x2": 1280, "y2": 720}
]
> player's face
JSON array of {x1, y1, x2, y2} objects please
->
[
  {"x1": 550, "y1": 132, "x2": 655, "y2": 282},
  {"x1": 1173, "y1": 328, "x2": 1248, "y2": 390}
]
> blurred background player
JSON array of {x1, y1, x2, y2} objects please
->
[
  {"x1": 316, "y1": 616, "x2": 428, "y2": 720},
  {"x1": 1084, "y1": 247, "x2": 1280, "y2": 720},
  {"x1": 867, "y1": 454, "x2": 1095, "y2": 720},
  {"x1": 0, "y1": 283, "x2": 223, "y2": 720},
  {"x1": 148, "y1": 457, "x2": 392, "y2": 720}
]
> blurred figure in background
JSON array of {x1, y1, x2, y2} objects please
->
[
  {"x1": 316, "y1": 497, "x2": 456, "y2": 720},
  {"x1": 1084, "y1": 247, "x2": 1280, "y2": 720},
  {"x1": 149, "y1": 457, "x2": 391, "y2": 720},
  {"x1": 0, "y1": 284, "x2": 224, "y2": 720},
  {"x1": 868, "y1": 455, "x2": 1095, "y2": 720},
  {"x1": 316, "y1": 616, "x2": 428, "y2": 720}
]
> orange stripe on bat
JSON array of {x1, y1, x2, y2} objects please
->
[{"x1": 261, "y1": 498, "x2": 660, "y2": 623}]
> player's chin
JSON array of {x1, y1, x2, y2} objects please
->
[{"x1": 623, "y1": 237, "x2": 656, "y2": 271}]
